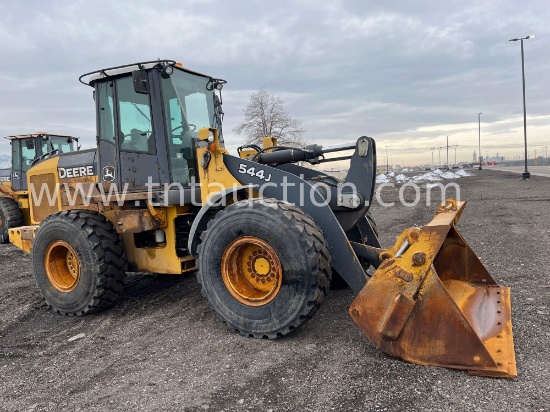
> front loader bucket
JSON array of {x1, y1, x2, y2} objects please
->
[{"x1": 350, "y1": 199, "x2": 517, "y2": 378}]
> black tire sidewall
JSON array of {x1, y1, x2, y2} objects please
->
[
  {"x1": 0, "y1": 198, "x2": 21, "y2": 244},
  {"x1": 199, "y1": 202, "x2": 323, "y2": 335},
  {"x1": 0, "y1": 205, "x2": 7, "y2": 243},
  {"x1": 32, "y1": 216, "x2": 104, "y2": 313}
]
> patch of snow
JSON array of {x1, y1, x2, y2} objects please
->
[
  {"x1": 455, "y1": 169, "x2": 473, "y2": 177},
  {"x1": 412, "y1": 172, "x2": 442, "y2": 182},
  {"x1": 376, "y1": 174, "x2": 391, "y2": 184},
  {"x1": 387, "y1": 171, "x2": 395, "y2": 177},
  {"x1": 440, "y1": 171, "x2": 461, "y2": 179},
  {"x1": 395, "y1": 173, "x2": 409, "y2": 183}
]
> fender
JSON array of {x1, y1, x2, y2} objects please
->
[{"x1": 188, "y1": 185, "x2": 258, "y2": 256}]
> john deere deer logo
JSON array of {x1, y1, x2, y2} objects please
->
[{"x1": 103, "y1": 166, "x2": 115, "y2": 182}]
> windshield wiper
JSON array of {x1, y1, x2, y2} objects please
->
[{"x1": 132, "y1": 103, "x2": 151, "y2": 122}]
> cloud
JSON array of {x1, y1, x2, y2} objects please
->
[{"x1": 0, "y1": 0, "x2": 548, "y2": 166}]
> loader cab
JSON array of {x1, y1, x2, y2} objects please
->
[
  {"x1": 85, "y1": 60, "x2": 225, "y2": 191},
  {"x1": 5, "y1": 134, "x2": 78, "y2": 191}
]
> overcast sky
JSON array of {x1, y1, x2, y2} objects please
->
[{"x1": 1, "y1": 0, "x2": 549, "y2": 166}]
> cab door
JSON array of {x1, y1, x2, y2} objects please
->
[
  {"x1": 11, "y1": 139, "x2": 37, "y2": 191},
  {"x1": 10, "y1": 140, "x2": 23, "y2": 191},
  {"x1": 114, "y1": 75, "x2": 160, "y2": 191},
  {"x1": 96, "y1": 80, "x2": 121, "y2": 188}
]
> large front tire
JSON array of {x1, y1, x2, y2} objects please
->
[
  {"x1": 0, "y1": 198, "x2": 23, "y2": 243},
  {"x1": 32, "y1": 211, "x2": 126, "y2": 315},
  {"x1": 197, "y1": 199, "x2": 331, "y2": 339}
]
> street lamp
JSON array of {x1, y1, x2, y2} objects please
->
[
  {"x1": 452, "y1": 143, "x2": 459, "y2": 165},
  {"x1": 509, "y1": 35, "x2": 535, "y2": 180},
  {"x1": 446, "y1": 136, "x2": 449, "y2": 168},
  {"x1": 430, "y1": 147, "x2": 437, "y2": 169},
  {"x1": 477, "y1": 113, "x2": 482, "y2": 170}
]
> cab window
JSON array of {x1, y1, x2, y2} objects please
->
[
  {"x1": 184, "y1": 93, "x2": 210, "y2": 131},
  {"x1": 21, "y1": 141, "x2": 37, "y2": 172},
  {"x1": 116, "y1": 76, "x2": 155, "y2": 153},
  {"x1": 97, "y1": 81, "x2": 116, "y2": 144},
  {"x1": 41, "y1": 136, "x2": 74, "y2": 155}
]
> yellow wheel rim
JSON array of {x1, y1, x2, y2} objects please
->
[
  {"x1": 221, "y1": 236, "x2": 282, "y2": 306},
  {"x1": 44, "y1": 241, "x2": 81, "y2": 292}
]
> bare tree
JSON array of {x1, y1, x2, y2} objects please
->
[{"x1": 234, "y1": 88, "x2": 306, "y2": 147}]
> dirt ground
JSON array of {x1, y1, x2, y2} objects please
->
[{"x1": 0, "y1": 170, "x2": 548, "y2": 411}]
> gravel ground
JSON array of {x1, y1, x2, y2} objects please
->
[{"x1": 0, "y1": 170, "x2": 548, "y2": 411}]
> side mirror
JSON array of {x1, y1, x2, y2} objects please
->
[
  {"x1": 25, "y1": 140, "x2": 35, "y2": 150},
  {"x1": 132, "y1": 70, "x2": 149, "y2": 94}
]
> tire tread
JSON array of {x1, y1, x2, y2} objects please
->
[
  {"x1": 0, "y1": 197, "x2": 23, "y2": 243},
  {"x1": 34, "y1": 210, "x2": 126, "y2": 315},
  {"x1": 197, "y1": 198, "x2": 331, "y2": 339}
]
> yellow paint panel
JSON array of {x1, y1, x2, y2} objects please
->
[
  {"x1": 122, "y1": 206, "x2": 193, "y2": 274},
  {"x1": 27, "y1": 157, "x2": 61, "y2": 224}
]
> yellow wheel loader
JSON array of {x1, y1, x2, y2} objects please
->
[
  {"x1": 1, "y1": 60, "x2": 516, "y2": 378},
  {"x1": 0, "y1": 133, "x2": 79, "y2": 243}
]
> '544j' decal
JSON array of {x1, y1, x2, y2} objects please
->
[{"x1": 238, "y1": 164, "x2": 272, "y2": 182}]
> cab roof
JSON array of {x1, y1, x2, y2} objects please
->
[
  {"x1": 5, "y1": 133, "x2": 78, "y2": 141},
  {"x1": 79, "y1": 59, "x2": 214, "y2": 86}
]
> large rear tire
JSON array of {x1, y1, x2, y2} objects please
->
[
  {"x1": 32, "y1": 210, "x2": 126, "y2": 315},
  {"x1": 0, "y1": 198, "x2": 23, "y2": 243},
  {"x1": 197, "y1": 198, "x2": 331, "y2": 339}
]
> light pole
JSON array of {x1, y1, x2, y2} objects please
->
[
  {"x1": 385, "y1": 146, "x2": 389, "y2": 174},
  {"x1": 509, "y1": 35, "x2": 535, "y2": 180},
  {"x1": 446, "y1": 136, "x2": 449, "y2": 168},
  {"x1": 452, "y1": 143, "x2": 459, "y2": 165},
  {"x1": 477, "y1": 113, "x2": 482, "y2": 170},
  {"x1": 430, "y1": 147, "x2": 437, "y2": 169}
]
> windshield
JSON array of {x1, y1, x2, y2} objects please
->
[
  {"x1": 42, "y1": 136, "x2": 75, "y2": 154},
  {"x1": 162, "y1": 70, "x2": 222, "y2": 141},
  {"x1": 161, "y1": 69, "x2": 223, "y2": 185}
]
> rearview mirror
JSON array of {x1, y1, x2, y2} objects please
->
[
  {"x1": 25, "y1": 140, "x2": 35, "y2": 150},
  {"x1": 132, "y1": 70, "x2": 149, "y2": 94}
]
